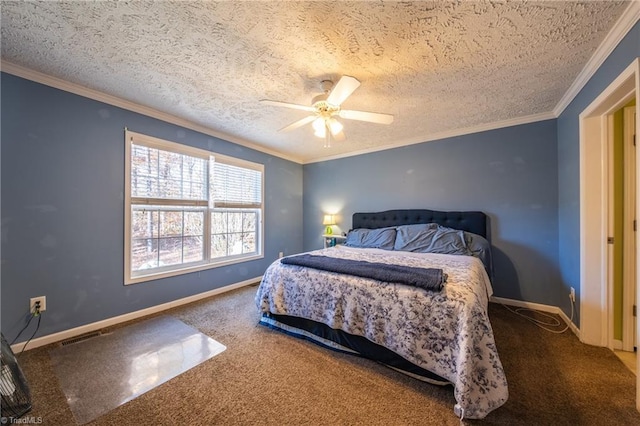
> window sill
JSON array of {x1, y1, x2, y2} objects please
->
[{"x1": 125, "y1": 253, "x2": 264, "y2": 285}]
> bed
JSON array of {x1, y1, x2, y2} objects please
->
[{"x1": 255, "y1": 209, "x2": 508, "y2": 419}]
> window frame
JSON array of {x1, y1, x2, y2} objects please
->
[{"x1": 124, "y1": 130, "x2": 264, "y2": 285}]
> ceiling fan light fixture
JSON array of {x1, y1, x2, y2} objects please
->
[
  {"x1": 313, "y1": 117, "x2": 326, "y2": 138},
  {"x1": 261, "y1": 75, "x2": 394, "y2": 145},
  {"x1": 328, "y1": 118, "x2": 343, "y2": 136}
]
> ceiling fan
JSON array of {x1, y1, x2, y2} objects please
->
[{"x1": 260, "y1": 76, "x2": 394, "y2": 147}]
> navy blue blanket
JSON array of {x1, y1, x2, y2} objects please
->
[{"x1": 280, "y1": 254, "x2": 446, "y2": 291}]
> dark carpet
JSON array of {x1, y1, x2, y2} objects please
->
[{"x1": 14, "y1": 284, "x2": 640, "y2": 425}]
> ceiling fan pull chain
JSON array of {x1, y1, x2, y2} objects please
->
[{"x1": 324, "y1": 125, "x2": 331, "y2": 148}]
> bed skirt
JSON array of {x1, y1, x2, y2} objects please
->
[{"x1": 259, "y1": 312, "x2": 450, "y2": 386}]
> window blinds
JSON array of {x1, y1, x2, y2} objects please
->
[{"x1": 211, "y1": 160, "x2": 262, "y2": 209}]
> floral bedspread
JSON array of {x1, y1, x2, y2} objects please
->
[{"x1": 255, "y1": 246, "x2": 508, "y2": 419}]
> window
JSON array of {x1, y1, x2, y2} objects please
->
[{"x1": 125, "y1": 130, "x2": 263, "y2": 284}]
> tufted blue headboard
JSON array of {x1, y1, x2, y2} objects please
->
[{"x1": 352, "y1": 209, "x2": 488, "y2": 239}]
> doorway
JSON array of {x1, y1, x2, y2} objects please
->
[
  {"x1": 579, "y1": 58, "x2": 639, "y2": 409},
  {"x1": 611, "y1": 103, "x2": 637, "y2": 371}
]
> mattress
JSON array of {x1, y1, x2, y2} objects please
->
[{"x1": 255, "y1": 245, "x2": 508, "y2": 419}]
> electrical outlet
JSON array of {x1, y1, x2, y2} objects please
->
[
  {"x1": 278, "y1": 251, "x2": 284, "y2": 258},
  {"x1": 30, "y1": 296, "x2": 46, "y2": 314},
  {"x1": 570, "y1": 287, "x2": 576, "y2": 303}
]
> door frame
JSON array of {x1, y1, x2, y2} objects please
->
[{"x1": 579, "y1": 57, "x2": 639, "y2": 408}]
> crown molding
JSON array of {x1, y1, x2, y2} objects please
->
[
  {"x1": 0, "y1": 61, "x2": 303, "y2": 164},
  {"x1": 553, "y1": 1, "x2": 640, "y2": 116},
  {"x1": 303, "y1": 111, "x2": 556, "y2": 164},
  {"x1": 4, "y1": 60, "x2": 556, "y2": 167}
]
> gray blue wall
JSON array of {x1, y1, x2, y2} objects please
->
[
  {"x1": 303, "y1": 120, "x2": 562, "y2": 305},
  {"x1": 1, "y1": 73, "x2": 303, "y2": 342},
  {"x1": 557, "y1": 21, "x2": 639, "y2": 325}
]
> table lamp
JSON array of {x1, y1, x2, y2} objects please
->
[{"x1": 323, "y1": 214, "x2": 335, "y2": 235}]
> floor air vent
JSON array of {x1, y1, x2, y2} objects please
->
[{"x1": 60, "y1": 331, "x2": 102, "y2": 347}]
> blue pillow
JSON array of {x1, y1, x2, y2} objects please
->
[
  {"x1": 344, "y1": 227, "x2": 396, "y2": 250},
  {"x1": 394, "y1": 224, "x2": 471, "y2": 255},
  {"x1": 393, "y1": 223, "x2": 439, "y2": 251},
  {"x1": 464, "y1": 231, "x2": 493, "y2": 281}
]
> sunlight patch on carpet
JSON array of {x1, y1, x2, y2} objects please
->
[{"x1": 49, "y1": 316, "x2": 225, "y2": 424}]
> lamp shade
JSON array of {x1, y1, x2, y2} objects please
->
[
  {"x1": 328, "y1": 118, "x2": 343, "y2": 135},
  {"x1": 322, "y1": 215, "x2": 335, "y2": 225},
  {"x1": 313, "y1": 118, "x2": 327, "y2": 138}
]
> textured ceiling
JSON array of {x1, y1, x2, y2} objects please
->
[{"x1": 0, "y1": 1, "x2": 632, "y2": 163}]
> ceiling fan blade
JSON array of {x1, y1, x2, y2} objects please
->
[
  {"x1": 339, "y1": 109, "x2": 394, "y2": 125},
  {"x1": 326, "y1": 76, "x2": 361, "y2": 105},
  {"x1": 260, "y1": 99, "x2": 315, "y2": 112},
  {"x1": 278, "y1": 115, "x2": 316, "y2": 132}
]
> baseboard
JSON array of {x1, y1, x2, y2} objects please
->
[
  {"x1": 613, "y1": 339, "x2": 624, "y2": 350},
  {"x1": 490, "y1": 296, "x2": 580, "y2": 338},
  {"x1": 11, "y1": 277, "x2": 261, "y2": 353}
]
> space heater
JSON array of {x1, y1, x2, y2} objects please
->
[{"x1": 1, "y1": 333, "x2": 32, "y2": 418}]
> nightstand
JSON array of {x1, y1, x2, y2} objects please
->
[{"x1": 323, "y1": 234, "x2": 347, "y2": 248}]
